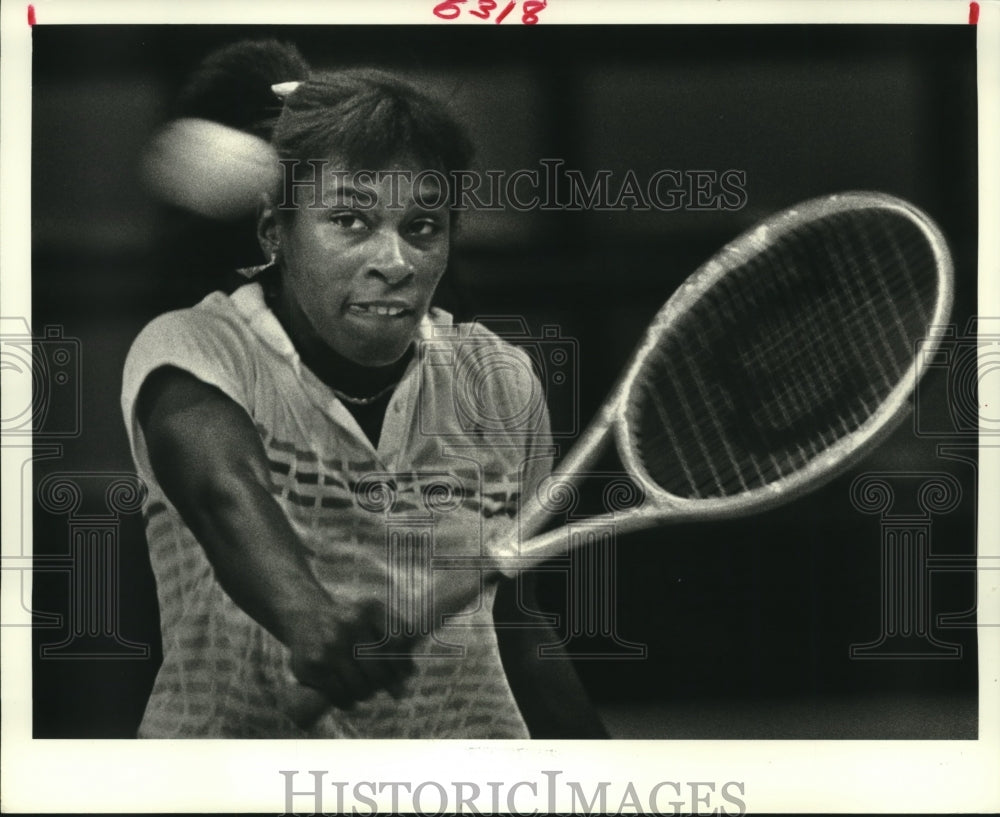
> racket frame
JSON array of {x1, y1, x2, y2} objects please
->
[{"x1": 501, "y1": 191, "x2": 954, "y2": 571}]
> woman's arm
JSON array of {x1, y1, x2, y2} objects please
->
[
  {"x1": 137, "y1": 365, "x2": 413, "y2": 707},
  {"x1": 494, "y1": 572, "x2": 610, "y2": 738}
]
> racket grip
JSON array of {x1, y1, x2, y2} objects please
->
[{"x1": 279, "y1": 678, "x2": 330, "y2": 731}]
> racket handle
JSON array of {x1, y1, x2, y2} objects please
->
[{"x1": 279, "y1": 678, "x2": 330, "y2": 731}]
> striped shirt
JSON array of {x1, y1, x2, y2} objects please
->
[{"x1": 121, "y1": 282, "x2": 554, "y2": 738}]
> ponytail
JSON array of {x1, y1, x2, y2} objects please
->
[
  {"x1": 175, "y1": 40, "x2": 311, "y2": 141},
  {"x1": 176, "y1": 38, "x2": 472, "y2": 175}
]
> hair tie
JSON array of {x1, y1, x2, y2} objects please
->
[{"x1": 271, "y1": 81, "x2": 302, "y2": 100}]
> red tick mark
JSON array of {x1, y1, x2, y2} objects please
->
[
  {"x1": 969, "y1": 2, "x2": 979, "y2": 24},
  {"x1": 495, "y1": 0, "x2": 516, "y2": 24},
  {"x1": 27, "y1": 4, "x2": 36, "y2": 25}
]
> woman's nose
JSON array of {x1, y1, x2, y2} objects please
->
[{"x1": 366, "y1": 230, "x2": 414, "y2": 286}]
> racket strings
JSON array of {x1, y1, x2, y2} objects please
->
[
  {"x1": 748, "y1": 222, "x2": 908, "y2": 413},
  {"x1": 721, "y1": 213, "x2": 931, "y2": 482},
  {"x1": 688, "y1": 211, "x2": 931, "y2": 493},
  {"x1": 696, "y1": 219, "x2": 928, "y2": 403},
  {"x1": 738, "y1": 216, "x2": 928, "y2": 385},
  {"x1": 630, "y1": 208, "x2": 941, "y2": 499},
  {"x1": 697, "y1": 217, "x2": 921, "y2": 434}
]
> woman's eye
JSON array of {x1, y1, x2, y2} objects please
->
[
  {"x1": 409, "y1": 218, "x2": 442, "y2": 237},
  {"x1": 329, "y1": 213, "x2": 367, "y2": 230}
]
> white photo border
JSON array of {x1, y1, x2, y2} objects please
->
[{"x1": 2, "y1": 0, "x2": 998, "y2": 813}]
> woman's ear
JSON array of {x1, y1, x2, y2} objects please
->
[{"x1": 256, "y1": 193, "x2": 282, "y2": 259}]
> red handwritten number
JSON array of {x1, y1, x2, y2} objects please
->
[
  {"x1": 434, "y1": 0, "x2": 544, "y2": 24},
  {"x1": 495, "y1": 0, "x2": 516, "y2": 23},
  {"x1": 433, "y1": 0, "x2": 467, "y2": 19},
  {"x1": 522, "y1": 0, "x2": 546, "y2": 25},
  {"x1": 470, "y1": 0, "x2": 497, "y2": 19}
]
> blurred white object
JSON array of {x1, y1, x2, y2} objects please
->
[{"x1": 141, "y1": 118, "x2": 280, "y2": 220}]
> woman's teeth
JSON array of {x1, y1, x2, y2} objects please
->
[{"x1": 349, "y1": 304, "x2": 406, "y2": 317}]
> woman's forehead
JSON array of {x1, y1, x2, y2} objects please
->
[
  {"x1": 323, "y1": 151, "x2": 437, "y2": 177},
  {"x1": 291, "y1": 154, "x2": 450, "y2": 208}
]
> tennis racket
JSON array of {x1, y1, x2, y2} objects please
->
[{"x1": 283, "y1": 190, "x2": 953, "y2": 728}]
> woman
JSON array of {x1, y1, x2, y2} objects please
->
[{"x1": 122, "y1": 40, "x2": 605, "y2": 738}]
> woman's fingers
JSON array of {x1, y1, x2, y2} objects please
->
[
  {"x1": 280, "y1": 682, "x2": 330, "y2": 729},
  {"x1": 355, "y1": 652, "x2": 417, "y2": 700},
  {"x1": 286, "y1": 600, "x2": 419, "y2": 715}
]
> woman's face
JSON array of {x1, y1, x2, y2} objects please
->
[{"x1": 263, "y1": 156, "x2": 451, "y2": 367}]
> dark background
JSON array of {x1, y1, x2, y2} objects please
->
[{"x1": 29, "y1": 24, "x2": 979, "y2": 738}]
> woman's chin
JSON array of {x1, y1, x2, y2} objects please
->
[
  {"x1": 337, "y1": 337, "x2": 415, "y2": 369},
  {"x1": 335, "y1": 309, "x2": 422, "y2": 365}
]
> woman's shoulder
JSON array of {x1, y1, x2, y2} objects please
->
[
  {"x1": 141, "y1": 288, "x2": 244, "y2": 332},
  {"x1": 123, "y1": 288, "x2": 265, "y2": 389},
  {"x1": 130, "y1": 287, "x2": 261, "y2": 354},
  {"x1": 425, "y1": 309, "x2": 532, "y2": 352},
  {"x1": 422, "y1": 310, "x2": 544, "y2": 400},
  {"x1": 121, "y1": 287, "x2": 267, "y2": 419}
]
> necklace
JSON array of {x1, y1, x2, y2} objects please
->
[
  {"x1": 331, "y1": 381, "x2": 399, "y2": 406},
  {"x1": 262, "y1": 286, "x2": 410, "y2": 407}
]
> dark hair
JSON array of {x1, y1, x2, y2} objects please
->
[
  {"x1": 275, "y1": 69, "x2": 473, "y2": 177},
  {"x1": 178, "y1": 39, "x2": 473, "y2": 176},
  {"x1": 176, "y1": 40, "x2": 310, "y2": 140}
]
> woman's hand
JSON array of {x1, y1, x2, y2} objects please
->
[
  {"x1": 281, "y1": 564, "x2": 505, "y2": 728},
  {"x1": 283, "y1": 599, "x2": 415, "y2": 709}
]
